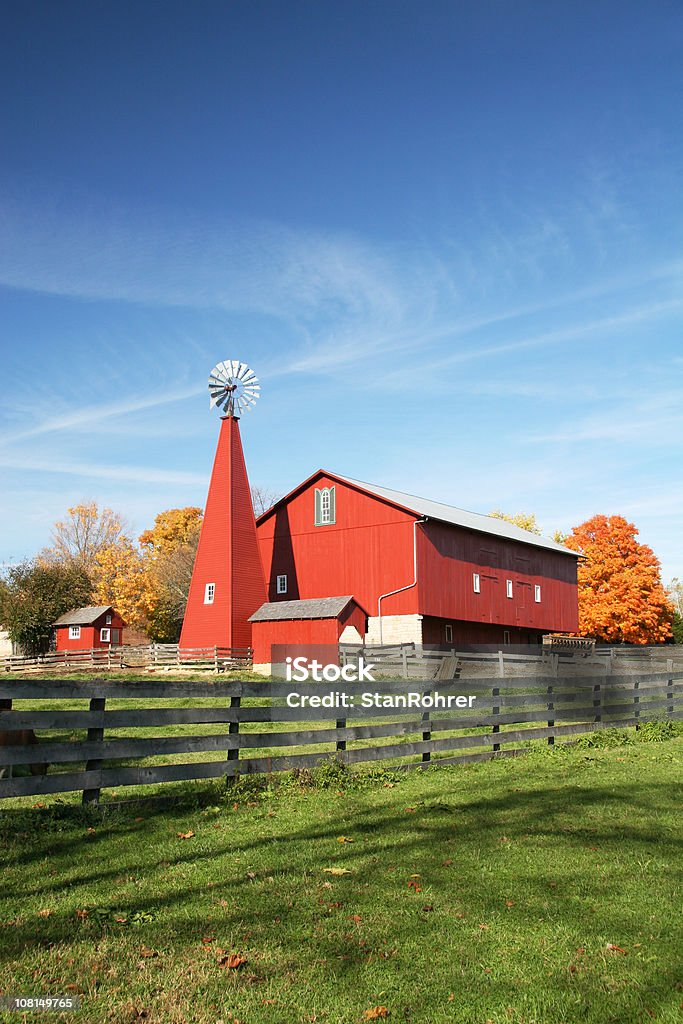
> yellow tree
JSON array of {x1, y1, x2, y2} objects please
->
[
  {"x1": 139, "y1": 508, "x2": 203, "y2": 641},
  {"x1": 41, "y1": 502, "x2": 128, "y2": 576},
  {"x1": 92, "y1": 537, "x2": 149, "y2": 631},
  {"x1": 489, "y1": 510, "x2": 542, "y2": 535},
  {"x1": 564, "y1": 515, "x2": 673, "y2": 644}
]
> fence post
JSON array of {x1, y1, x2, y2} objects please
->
[
  {"x1": 214, "y1": 646, "x2": 219, "y2": 674},
  {"x1": 336, "y1": 715, "x2": 346, "y2": 758},
  {"x1": 421, "y1": 688, "x2": 431, "y2": 765},
  {"x1": 401, "y1": 647, "x2": 408, "y2": 679},
  {"x1": 82, "y1": 697, "x2": 106, "y2": 806},
  {"x1": 547, "y1": 684, "x2": 554, "y2": 746},
  {"x1": 593, "y1": 681, "x2": 601, "y2": 725},
  {"x1": 226, "y1": 695, "x2": 240, "y2": 779},
  {"x1": 498, "y1": 650, "x2": 505, "y2": 678},
  {"x1": 492, "y1": 686, "x2": 500, "y2": 752},
  {"x1": 634, "y1": 676, "x2": 640, "y2": 730},
  {"x1": 667, "y1": 659, "x2": 674, "y2": 719}
]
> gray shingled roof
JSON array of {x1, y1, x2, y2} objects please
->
[
  {"x1": 52, "y1": 605, "x2": 113, "y2": 626},
  {"x1": 335, "y1": 473, "x2": 578, "y2": 557},
  {"x1": 249, "y1": 597, "x2": 358, "y2": 623}
]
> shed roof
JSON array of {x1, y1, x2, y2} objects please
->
[
  {"x1": 52, "y1": 605, "x2": 114, "y2": 626},
  {"x1": 258, "y1": 469, "x2": 579, "y2": 558},
  {"x1": 249, "y1": 596, "x2": 363, "y2": 623}
]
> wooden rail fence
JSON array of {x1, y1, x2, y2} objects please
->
[
  {"x1": 2, "y1": 645, "x2": 253, "y2": 674},
  {"x1": 1, "y1": 669, "x2": 681, "y2": 803}
]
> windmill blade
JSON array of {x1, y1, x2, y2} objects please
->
[{"x1": 207, "y1": 360, "x2": 260, "y2": 419}]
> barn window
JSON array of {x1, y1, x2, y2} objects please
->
[
  {"x1": 315, "y1": 486, "x2": 336, "y2": 526},
  {"x1": 204, "y1": 583, "x2": 215, "y2": 605},
  {"x1": 503, "y1": 630, "x2": 511, "y2": 645},
  {"x1": 534, "y1": 585, "x2": 542, "y2": 603},
  {"x1": 105, "y1": 613, "x2": 112, "y2": 624},
  {"x1": 69, "y1": 625, "x2": 81, "y2": 639},
  {"x1": 506, "y1": 579, "x2": 513, "y2": 599},
  {"x1": 100, "y1": 628, "x2": 111, "y2": 643},
  {"x1": 444, "y1": 624, "x2": 453, "y2": 643},
  {"x1": 276, "y1": 574, "x2": 288, "y2": 594},
  {"x1": 111, "y1": 628, "x2": 121, "y2": 645},
  {"x1": 472, "y1": 573, "x2": 480, "y2": 593}
]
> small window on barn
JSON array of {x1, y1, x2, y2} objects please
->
[
  {"x1": 503, "y1": 630, "x2": 511, "y2": 646},
  {"x1": 276, "y1": 574, "x2": 288, "y2": 594},
  {"x1": 100, "y1": 627, "x2": 111, "y2": 643},
  {"x1": 204, "y1": 583, "x2": 215, "y2": 605},
  {"x1": 111, "y1": 628, "x2": 121, "y2": 645},
  {"x1": 534, "y1": 585, "x2": 542, "y2": 603},
  {"x1": 444, "y1": 624, "x2": 453, "y2": 644},
  {"x1": 314, "y1": 486, "x2": 336, "y2": 525},
  {"x1": 473, "y1": 573, "x2": 480, "y2": 593},
  {"x1": 506, "y1": 579, "x2": 513, "y2": 599},
  {"x1": 69, "y1": 625, "x2": 81, "y2": 640},
  {"x1": 105, "y1": 613, "x2": 112, "y2": 624}
]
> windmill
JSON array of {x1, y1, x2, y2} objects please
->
[{"x1": 179, "y1": 360, "x2": 267, "y2": 655}]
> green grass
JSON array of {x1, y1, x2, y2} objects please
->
[{"x1": 1, "y1": 737, "x2": 682, "y2": 1024}]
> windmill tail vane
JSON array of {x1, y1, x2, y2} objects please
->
[{"x1": 208, "y1": 360, "x2": 260, "y2": 418}]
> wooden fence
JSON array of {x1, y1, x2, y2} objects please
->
[
  {"x1": 1, "y1": 668, "x2": 681, "y2": 803},
  {"x1": 1, "y1": 645, "x2": 253, "y2": 674}
]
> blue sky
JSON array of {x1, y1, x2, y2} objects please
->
[{"x1": 1, "y1": 0, "x2": 681, "y2": 582}]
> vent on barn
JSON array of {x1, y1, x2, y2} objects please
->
[{"x1": 179, "y1": 361, "x2": 267, "y2": 653}]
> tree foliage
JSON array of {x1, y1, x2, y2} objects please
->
[
  {"x1": 564, "y1": 515, "x2": 673, "y2": 644},
  {"x1": 41, "y1": 502, "x2": 127, "y2": 575},
  {"x1": 0, "y1": 560, "x2": 93, "y2": 655},
  {"x1": 92, "y1": 537, "x2": 149, "y2": 631},
  {"x1": 140, "y1": 508, "x2": 203, "y2": 642},
  {"x1": 489, "y1": 510, "x2": 542, "y2": 535}
]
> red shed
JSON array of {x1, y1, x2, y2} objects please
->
[
  {"x1": 249, "y1": 595, "x2": 368, "y2": 670},
  {"x1": 53, "y1": 606, "x2": 126, "y2": 651},
  {"x1": 256, "y1": 471, "x2": 579, "y2": 648}
]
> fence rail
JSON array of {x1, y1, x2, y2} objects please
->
[
  {"x1": 0, "y1": 668, "x2": 681, "y2": 803},
  {"x1": 1, "y1": 645, "x2": 253, "y2": 673}
]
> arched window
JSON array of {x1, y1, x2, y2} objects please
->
[{"x1": 314, "y1": 486, "x2": 336, "y2": 526}]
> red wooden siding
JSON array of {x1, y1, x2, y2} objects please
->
[
  {"x1": 252, "y1": 602, "x2": 367, "y2": 665},
  {"x1": 257, "y1": 475, "x2": 419, "y2": 617},
  {"x1": 180, "y1": 416, "x2": 266, "y2": 651},
  {"x1": 55, "y1": 611, "x2": 125, "y2": 651},
  {"x1": 257, "y1": 472, "x2": 579, "y2": 636}
]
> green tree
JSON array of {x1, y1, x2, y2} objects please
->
[
  {"x1": 0, "y1": 560, "x2": 93, "y2": 655},
  {"x1": 488, "y1": 510, "x2": 542, "y2": 535}
]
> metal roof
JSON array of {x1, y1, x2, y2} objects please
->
[
  {"x1": 52, "y1": 605, "x2": 114, "y2": 626},
  {"x1": 249, "y1": 596, "x2": 360, "y2": 623},
  {"x1": 333, "y1": 473, "x2": 579, "y2": 557}
]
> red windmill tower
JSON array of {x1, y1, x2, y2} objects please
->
[{"x1": 179, "y1": 360, "x2": 267, "y2": 654}]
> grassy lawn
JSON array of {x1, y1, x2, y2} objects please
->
[{"x1": 1, "y1": 736, "x2": 681, "y2": 1024}]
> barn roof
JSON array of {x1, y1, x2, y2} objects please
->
[
  {"x1": 258, "y1": 470, "x2": 579, "y2": 558},
  {"x1": 52, "y1": 605, "x2": 114, "y2": 626},
  {"x1": 249, "y1": 596, "x2": 364, "y2": 623}
]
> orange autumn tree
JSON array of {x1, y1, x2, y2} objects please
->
[
  {"x1": 139, "y1": 507, "x2": 204, "y2": 642},
  {"x1": 564, "y1": 514, "x2": 672, "y2": 644}
]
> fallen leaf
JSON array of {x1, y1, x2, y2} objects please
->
[
  {"x1": 177, "y1": 831, "x2": 195, "y2": 839},
  {"x1": 37, "y1": 909, "x2": 53, "y2": 918},
  {"x1": 407, "y1": 881, "x2": 422, "y2": 892},
  {"x1": 422, "y1": 904, "x2": 434, "y2": 912},
  {"x1": 87, "y1": 827, "x2": 96, "y2": 834},
  {"x1": 75, "y1": 909, "x2": 89, "y2": 919},
  {"x1": 135, "y1": 817, "x2": 144, "y2": 823},
  {"x1": 323, "y1": 867, "x2": 353, "y2": 876},
  {"x1": 442, "y1": 859, "x2": 453, "y2": 867},
  {"x1": 479, "y1": 923, "x2": 489, "y2": 930},
  {"x1": 363, "y1": 1008, "x2": 389, "y2": 1020},
  {"x1": 404, "y1": 807, "x2": 416, "y2": 813},
  {"x1": 606, "y1": 943, "x2": 627, "y2": 954},
  {"x1": 448, "y1": 993, "x2": 455, "y2": 1002},
  {"x1": 139, "y1": 947, "x2": 158, "y2": 959},
  {"x1": 383, "y1": 782, "x2": 395, "y2": 788},
  {"x1": 246, "y1": 871, "x2": 257, "y2": 880},
  {"x1": 348, "y1": 914, "x2": 362, "y2": 923},
  {"x1": 218, "y1": 953, "x2": 247, "y2": 969},
  {"x1": 337, "y1": 836, "x2": 354, "y2": 843},
  {"x1": 409, "y1": 873, "x2": 421, "y2": 879},
  {"x1": 505, "y1": 900, "x2": 514, "y2": 908}
]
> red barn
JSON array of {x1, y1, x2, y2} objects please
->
[
  {"x1": 53, "y1": 606, "x2": 126, "y2": 651},
  {"x1": 249, "y1": 595, "x2": 368, "y2": 669},
  {"x1": 256, "y1": 471, "x2": 579, "y2": 647}
]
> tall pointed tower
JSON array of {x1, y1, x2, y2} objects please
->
[{"x1": 179, "y1": 361, "x2": 267, "y2": 652}]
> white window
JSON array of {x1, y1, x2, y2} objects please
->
[
  {"x1": 105, "y1": 613, "x2": 112, "y2": 624},
  {"x1": 534, "y1": 585, "x2": 541, "y2": 603},
  {"x1": 314, "y1": 486, "x2": 336, "y2": 526},
  {"x1": 204, "y1": 583, "x2": 215, "y2": 605},
  {"x1": 100, "y1": 628, "x2": 111, "y2": 643},
  {"x1": 503, "y1": 630, "x2": 511, "y2": 645},
  {"x1": 473, "y1": 573, "x2": 480, "y2": 593},
  {"x1": 444, "y1": 624, "x2": 453, "y2": 643},
  {"x1": 506, "y1": 579, "x2": 513, "y2": 599},
  {"x1": 69, "y1": 625, "x2": 81, "y2": 640},
  {"x1": 276, "y1": 574, "x2": 288, "y2": 594}
]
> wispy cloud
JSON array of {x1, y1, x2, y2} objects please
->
[{"x1": 0, "y1": 452, "x2": 206, "y2": 486}]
